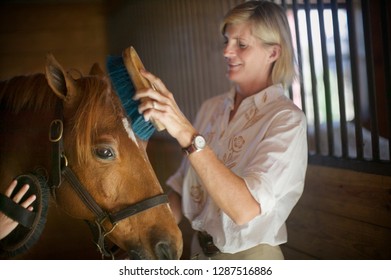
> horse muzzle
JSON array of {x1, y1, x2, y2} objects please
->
[{"x1": 127, "y1": 240, "x2": 181, "y2": 260}]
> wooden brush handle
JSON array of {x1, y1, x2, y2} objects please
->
[{"x1": 122, "y1": 46, "x2": 166, "y2": 131}]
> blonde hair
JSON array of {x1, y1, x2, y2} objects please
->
[{"x1": 221, "y1": 0, "x2": 297, "y2": 87}]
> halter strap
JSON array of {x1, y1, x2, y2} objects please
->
[
  {"x1": 63, "y1": 166, "x2": 168, "y2": 224},
  {"x1": 0, "y1": 194, "x2": 36, "y2": 228},
  {"x1": 61, "y1": 167, "x2": 107, "y2": 222},
  {"x1": 109, "y1": 194, "x2": 168, "y2": 224},
  {"x1": 49, "y1": 101, "x2": 64, "y2": 189}
]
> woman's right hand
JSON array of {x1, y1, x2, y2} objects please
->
[{"x1": 133, "y1": 70, "x2": 197, "y2": 148}]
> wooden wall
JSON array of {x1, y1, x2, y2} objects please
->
[
  {"x1": 0, "y1": 1, "x2": 107, "y2": 79},
  {"x1": 281, "y1": 165, "x2": 391, "y2": 259}
]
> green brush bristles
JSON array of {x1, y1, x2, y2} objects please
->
[{"x1": 106, "y1": 55, "x2": 155, "y2": 141}]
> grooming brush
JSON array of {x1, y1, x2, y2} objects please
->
[
  {"x1": 0, "y1": 173, "x2": 49, "y2": 258},
  {"x1": 106, "y1": 46, "x2": 165, "y2": 141}
]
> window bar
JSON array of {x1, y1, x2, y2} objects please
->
[
  {"x1": 317, "y1": 0, "x2": 334, "y2": 156},
  {"x1": 361, "y1": 0, "x2": 380, "y2": 160},
  {"x1": 280, "y1": 0, "x2": 294, "y2": 100},
  {"x1": 380, "y1": 0, "x2": 391, "y2": 161},
  {"x1": 331, "y1": 0, "x2": 349, "y2": 158},
  {"x1": 305, "y1": 0, "x2": 321, "y2": 154},
  {"x1": 346, "y1": 0, "x2": 364, "y2": 159},
  {"x1": 292, "y1": 0, "x2": 307, "y2": 115}
]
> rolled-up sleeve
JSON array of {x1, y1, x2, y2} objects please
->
[{"x1": 242, "y1": 109, "x2": 307, "y2": 220}]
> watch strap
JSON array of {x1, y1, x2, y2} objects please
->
[{"x1": 182, "y1": 134, "x2": 205, "y2": 156}]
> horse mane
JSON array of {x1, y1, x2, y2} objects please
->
[{"x1": 0, "y1": 74, "x2": 57, "y2": 112}]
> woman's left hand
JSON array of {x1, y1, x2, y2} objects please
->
[
  {"x1": 133, "y1": 70, "x2": 197, "y2": 147},
  {"x1": 0, "y1": 180, "x2": 36, "y2": 240}
]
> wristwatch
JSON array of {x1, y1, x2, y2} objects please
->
[{"x1": 182, "y1": 134, "x2": 206, "y2": 156}]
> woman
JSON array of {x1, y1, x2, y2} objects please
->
[
  {"x1": 0, "y1": 180, "x2": 36, "y2": 240},
  {"x1": 134, "y1": 0, "x2": 307, "y2": 259}
]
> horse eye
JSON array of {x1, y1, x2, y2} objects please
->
[{"x1": 94, "y1": 147, "x2": 115, "y2": 160}]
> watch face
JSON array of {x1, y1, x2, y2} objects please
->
[{"x1": 194, "y1": 135, "x2": 206, "y2": 149}]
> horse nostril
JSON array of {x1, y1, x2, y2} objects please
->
[
  {"x1": 155, "y1": 241, "x2": 175, "y2": 260},
  {"x1": 128, "y1": 249, "x2": 143, "y2": 260}
]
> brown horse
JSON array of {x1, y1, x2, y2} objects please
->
[{"x1": 0, "y1": 54, "x2": 182, "y2": 259}]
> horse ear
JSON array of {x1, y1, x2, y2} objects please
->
[
  {"x1": 89, "y1": 62, "x2": 105, "y2": 77},
  {"x1": 45, "y1": 53, "x2": 77, "y2": 103}
]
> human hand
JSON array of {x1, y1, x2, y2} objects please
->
[
  {"x1": 0, "y1": 180, "x2": 36, "y2": 240},
  {"x1": 133, "y1": 70, "x2": 197, "y2": 148}
]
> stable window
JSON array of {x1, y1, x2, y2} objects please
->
[{"x1": 275, "y1": 0, "x2": 390, "y2": 175}]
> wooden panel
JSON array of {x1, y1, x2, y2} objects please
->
[
  {"x1": 284, "y1": 165, "x2": 391, "y2": 259},
  {"x1": 285, "y1": 206, "x2": 391, "y2": 259},
  {"x1": 146, "y1": 134, "x2": 184, "y2": 191},
  {"x1": 281, "y1": 245, "x2": 316, "y2": 260},
  {"x1": 0, "y1": 2, "x2": 107, "y2": 79},
  {"x1": 300, "y1": 165, "x2": 391, "y2": 227}
]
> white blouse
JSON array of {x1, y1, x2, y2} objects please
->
[{"x1": 167, "y1": 84, "x2": 308, "y2": 254}]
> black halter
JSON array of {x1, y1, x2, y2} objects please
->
[{"x1": 49, "y1": 103, "x2": 168, "y2": 258}]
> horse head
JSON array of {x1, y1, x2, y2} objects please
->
[{"x1": 28, "y1": 55, "x2": 182, "y2": 259}]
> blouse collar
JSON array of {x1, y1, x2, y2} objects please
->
[{"x1": 225, "y1": 83, "x2": 285, "y2": 110}]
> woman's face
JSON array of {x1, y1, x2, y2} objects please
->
[{"x1": 223, "y1": 22, "x2": 273, "y2": 88}]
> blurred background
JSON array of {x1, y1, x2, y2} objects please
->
[{"x1": 1, "y1": 0, "x2": 390, "y2": 260}]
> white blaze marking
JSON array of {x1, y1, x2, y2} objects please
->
[{"x1": 122, "y1": 118, "x2": 138, "y2": 147}]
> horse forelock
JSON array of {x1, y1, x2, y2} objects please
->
[
  {"x1": 71, "y1": 75, "x2": 121, "y2": 165},
  {"x1": 0, "y1": 74, "x2": 57, "y2": 112}
]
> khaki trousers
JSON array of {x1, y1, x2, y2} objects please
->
[{"x1": 191, "y1": 232, "x2": 284, "y2": 260}]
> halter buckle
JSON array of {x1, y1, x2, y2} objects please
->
[{"x1": 49, "y1": 119, "x2": 63, "y2": 142}]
